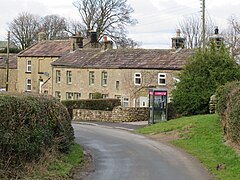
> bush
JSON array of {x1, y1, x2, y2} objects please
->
[
  {"x1": 62, "y1": 99, "x2": 121, "y2": 119},
  {"x1": 167, "y1": 102, "x2": 181, "y2": 120},
  {"x1": 216, "y1": 81, "x2": 240, "y2": 146},
  {"x1": 0, "y1": 93, "x2": 74, "y2": 173},
  {"x1": 172, "y1": 42, "x2": 240, "y2": 115}
]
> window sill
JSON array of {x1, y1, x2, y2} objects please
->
[{"x1": 25, "y1": 72, "x2": 31, "y2": 74}]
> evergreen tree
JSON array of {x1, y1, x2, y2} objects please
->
[{"x1": 172, "y1": 42, "x2": 240, "y2": 115}]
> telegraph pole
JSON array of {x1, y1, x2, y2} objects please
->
[
  {"x1": 201, "y1": 0, "x2": 206, "y2": 49},
  {"x1": 6, "y1": 31, "x2": 10, "y2": 91}
]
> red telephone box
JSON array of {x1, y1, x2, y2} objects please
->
[{"x1": 149, "y1": 89, "x2": 168, "y2": 124}]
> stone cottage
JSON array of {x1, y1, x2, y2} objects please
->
[{"x1": 51, "y1": 48, "x2": 193, "y2": 107}]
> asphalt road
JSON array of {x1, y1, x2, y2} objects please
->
[{"x1": 73, "y1": 123, "x2": 212, "y2": 180}]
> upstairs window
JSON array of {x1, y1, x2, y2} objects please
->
[
  {"x1": 56, "y1": 70, "x2": 61, "y2": 83},
  {"x1": 116, "y1": 81, "x2": 120, "y2": 90},
  {"x1": 134, "y1": 73, "x2": 141, "y2": 85},
  {"x1": 66, "y1": 71, "x2": 72, "y2": 84},
  {"x1": 101, "y1": 71, "x2": 108, "y2": 86},
  {"x1": 158, "y1": 73, "x2": 166, "y2": 85},
  {"x1": 89, "y1": 71, "x2": 95, "y2": 85},
  {"x1": 26, "y1": 60, "x2": 31, "y2": 72}
]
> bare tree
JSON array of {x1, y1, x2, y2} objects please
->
[
  {"x1": 73, "y1": 0, "x2": 138, "y2": 48},
  {"x1": 224, "y1": 16, "x2": 240, "y2": 56},
  {"x1": 178, "y1": 15, "x2": 215, "y2": 49},
  {"x1": 41, "y1": 15, "x2": 68, "y2": 40},
  {"x1": 8, "y1": 12, "x2": 40, "y2": 50},
  {"x1": 65, "y1": 19, "x2": 87, "y2": 36}
]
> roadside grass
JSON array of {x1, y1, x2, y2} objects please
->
[
  {"x1": 27, "y1": 143, "x2": 84, "y2": 179},
  {"x1": 137, "y1": 114, "x2": 240, "y2": 180}
]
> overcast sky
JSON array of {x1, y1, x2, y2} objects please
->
[{"x1": 0, "y1": 0, "x2": 239, "y2": 49}]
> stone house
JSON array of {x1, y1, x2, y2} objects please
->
[
  {"x1": 16, "y1": 32, "x2": 102, "y2": 94},
  {"x1": 17, "y1": 40, "x2": 71, "y2": 94},
  {"x1": 16, "y1": 30, "x2": 193, "y2": 107},
  {"x1": 0, "y1": 54, "x2": 17, "y2": 92},
  {"x1": 51, "y1": 48, "x2": 193, "y2": 107}
]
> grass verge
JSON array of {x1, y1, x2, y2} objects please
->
[
  {"x1": 26, "y1": 143, "x2": 84, "y2": 179},
  {"x1": 137, "y1": 114, "x2": 240, "y2": 180}
]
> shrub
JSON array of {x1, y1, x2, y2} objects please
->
[
  {"x1": 172, "y1": 42, "x2": 240, "y2": 115},
  {"x1": 216, "y1": 81, "x2": 240, "y2": 146},
  {"x1": 62, "y1": 99, "x2": 121, "y2": 119},
  {"x1": 167, "y1": 102, "x2": 181, "y2": 120},
  {"x1": 0, "y1": 93, "x2": 74, "y2": 172}
]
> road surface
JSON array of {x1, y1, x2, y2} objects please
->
[{"x1": 73, "y1": 123, "x2": 212, "y2": 180}]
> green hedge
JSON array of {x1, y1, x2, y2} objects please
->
[
  {"x1": 62, "y1": 99, "x2": 121, "y2": 119},
  {"x1": 0, "y1": 93, "x2": 74, "y2": 172},
  {"x1": 216, "y1": 81, "x2": 240, "y2": 146}
]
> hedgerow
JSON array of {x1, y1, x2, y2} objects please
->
[
  {"x1": 216, "y1": 81, "x2": 240, "y2": 146},
  {"x1": 0, "y1": 93, "x2": 74, "y2": 177}
]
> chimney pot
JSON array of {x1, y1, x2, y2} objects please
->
[
  {"x1": 104, "y1": 35, "x2": 108, "y2": 42},
  {"x1": 176, "y1": 29, "x2": 181, "y2": 37},
  {"x1": 214, "y1": 26, "x2": 219, "y2": 35}
]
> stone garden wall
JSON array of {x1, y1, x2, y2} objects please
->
[{"x1": 73, "y1": 106, "x2": 149, "y2": 122}]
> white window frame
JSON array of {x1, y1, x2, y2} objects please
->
[
  {"x1": 66, "y1": 92, "x2": 74, "y2": 100},
  {"x1": 26, "y1": 79, "x2": 31, "y2": 92},
  {"x1": 89, "y1": 93, "x2": 94, "y2": 99},
  {"x1": 55, "y1": 91, "x2": 61, "y2": 100},
  {"x1": 123, "y1": 97, "x2": 129, "y2": 107},
  {"x1": 26, "y1": 60, "x2": 31, "y2": 72},
  {"x1": 66, "y1": 71, "x2": 72, "y2": 84},
  {"x1": 134, "y1": 73, "x2": 141, "y2": 85},
  {"x1": 158, "y1": 73, "x2": 166, "y2": 85},
  {"x1": 101, "y1": 71, "x2": 108, "y2": 86},
  {"x1": 74, "y1": 92, "x2": 81, "y2": 100},
  {"x1": 102, "y1": 94, "x2": 108, "y2": 99},
  {"x1": 89, "y1": 71, "x2": 95, "y2": 85},
  {"x1": 56, "y1": 70, "x2": 61, "y2": 83}
]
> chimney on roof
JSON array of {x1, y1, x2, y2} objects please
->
[
  {"x1": 171, "y1": 29, "x2": 185, "y2": 49},
  {"x1": 70, "y1": 32, "x2": 84, "y2": 51},
  {"x1": 38, "y1": 31, "x2": 47, "y2": 42},
  {"x1": 86, "y1": 30, "x2": 100, "y2": 48},
  {"x1": 209, "y1": 26, "x2": 224, "y2": 48},
  {"x1": 102, "y1": 35, "x2": 113, "y2": 50}
]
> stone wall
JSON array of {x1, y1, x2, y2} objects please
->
[{"x1": 73, "y1": 106, "x2": 149, "y2": 122}]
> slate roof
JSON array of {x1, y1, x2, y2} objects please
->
[
  {"x1": 0, "y1": 54, "x2": 17, "y2": 69},
  {"x1": 51, "y1": 48, "x2": 194, "y2": 70},
  {"x1": 18, "y1": 40, "x2": 71, "y2": 57}
]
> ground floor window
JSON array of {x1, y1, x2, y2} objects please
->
[
  {"x1": 74, "y1": 92, "x2": 81, "y2": 100},
  {"x1": 102, "y1": 94, "x2": 109, "y2": 99},
  {"x1": 66, "y1": 92, "x2": 74, "y2": 100},
  {"x1": 55, "y1": 91, "x2": 61, "y2": 100},
  {"x1": 123, "y1": 97, "x2": 129, "y2": 107},
  {"x1": 26, "y1": 79, "x2": 31, "y2": 92}
]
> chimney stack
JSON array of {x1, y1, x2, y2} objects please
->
[
  {"x1": 171, "y1": 29, "x2": 185, "y2": 49},
  {"x1": 70, "y1": 32, "x2": 83, "y2": 51},
  {"x1": 102, "y1": 35, "x2": 113, "y2": 50},
  {"x1": 209, "y1": 26, "x2": 224, "y2": 48},
  {"x1": 38, "y1": 31, "x2": 46, "y2": 42}
]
